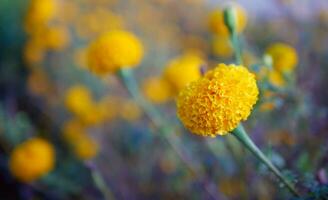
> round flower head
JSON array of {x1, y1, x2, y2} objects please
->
[
  {"x1": 208, "y1": 4, "x2": 247, "y2": 37},
  {"x1": 163, "y1": 53, "x2": 204, "y2": 94},
  {"x1": 9, "y1": 138, "x2": 55, "y2": 182},
  {"x1": 177, "y1": 64, "x2": 259, "y2": 137},
  {"x1": 65, "y1": 85, "x2": 94, "y2": 117},
  {"x1": 25, "y1": 0, "x2": 57, "y2": 34},
  {"x1": 87, "y1": 30, "x2": 144, "y2": 75},
  {"x1": 266, "y1": 43, "x2": 298, "y2": 73}
]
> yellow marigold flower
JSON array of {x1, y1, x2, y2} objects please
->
[
  {"x1": 9, "y1": 138, "x2": 55, "y2": 182},
  {"x1": 163, "y1": 54, "x2": 204, "y2": 94},
  {"x1": 177, "y1": 64, "x2": 259, "y2": 137},
  {"x1": 142, "y1": 77, "x2": 173, "y2": 103},
  {"x1": 212, "y1": 36, "x2": 233, "y2": 58},
  {"x1": 87, "y1": 30, "x2": 144, "y2": 75},
  {"x1": 65, "y1": 85, "x2": 94, "y2": 117},
  {"x1": 72, "y1": 136, "x2": 98, "y2": 160},
  {"x1": 208, "y1": 4, "x2": 247, "y2": 37},
  {"x1": 25, "y1": 0, "x2": 57, "y2": 34},
  {"x1": 266, "y1": 43, "x2": 298, "y2": 73},
  {"x1": 268, "y1": 70, "x2": 286, "y2": 87}
]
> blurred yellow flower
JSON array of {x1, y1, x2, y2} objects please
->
[
  {"x1": 208, "y1": 4, "x2": 247, "y2": 37},
  {"x1": 268, "y1": 70, "x2": 286, "y2": 87},
  {"x1": 266, "y1": 43, "x2": 298, "y2": 73},
  {"x1": 142, "y1": 77, "x2": 173, "y2": 103},
  {"x1": 24, "y1": 38, "x2": 45, "y2": 65},
  {"x1": 72, "y1": 136, "x2": 99, "y2": 160},
  {"x1": 87, "y1": 30, "x2": 144, "y2": 75},
  {"x1": 25, "y1": 0, "x2": 57, "y2": 34},
  {"x1": 212, "y1": 36, "x2": 233, "y2": 58},
  {"x1": 65, "y1": 85, "x2": 95, "y2": 117},
  {"x1": 259, "y1": 102, "x2": 276, "y2": 112},
  {"x1": 43, "y1": 25, "x2": 70, "y2": 50},
  {"x1": 62, "y1": 119, "x2": 87, "y2": 142},
  {"x1": 9, "y1": 138, "x2": 55, "y2": 182},
  {"x1": 163, "y1": 53, "x2": 204, "y2": 94},
  {"x1": 177, "y1": 64, "x2": 258, "y2": 137}
]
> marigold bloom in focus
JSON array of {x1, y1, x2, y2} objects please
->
[
  {"x1": 163, "y1": 54, "x2": 204, "y2": 94},
  {"x1": 87, "y1": 30, "x2": 144, "y2": 75},
  {"x1": 208, "y1": 4, "x2": 247, "y2": 37},
  {"x1": 177, "y1": 64, "x2": 258, "y2": 137},
  {"x1": 266, "y1": 43, "x2": 298, "y2": 73},
  {"x1": 9, "y1": 138, "x2": 55, "y2": 182},
  {"x1": 142, "y1": 77, "x2": 173, "y2": 103}
]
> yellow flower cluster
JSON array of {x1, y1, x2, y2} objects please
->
[
  {"x1": 24, "y1": 0, "x2": 71, "y2": 66},
  {"x1": 62, "y1": 120, "x2": 98, "y2": 160},
  {"x1": 87, "y1": 30, "x2": 144, "y2": 75},
  {"x1": 9, "y1": 138, "x2": 55, "y2": 182},
  {"x1": 65, "y1": 85, "x2": 118, "y2": 125},
  {"x1": 208, "y1": 4, "x2": 247, "y2": 37},
  {"x1": 177, "y1": 64, "x2": 259, "y2": 137}
]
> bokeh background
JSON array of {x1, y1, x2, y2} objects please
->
[{"x1": 1, "y1": 0, "x2": 328, "y2": 199}]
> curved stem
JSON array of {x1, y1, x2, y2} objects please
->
[
  {"x1": 117, "y1": 68, "x2": 222, "y2": 200},
  {"x1": 231, "y1": 124, "x2": 300, "y2": 197}
]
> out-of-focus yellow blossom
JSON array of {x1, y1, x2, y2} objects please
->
[
  {"x1": 87, "y1": 30, "x2": 144, "y2": 75},
  {"x1": 268, "y1": 70, "x2": 286, "y2": 88},
  {"x1": 96, "y1": 96, "x2": 119, "y2": 121},
  {"x1": 120, "y1": 100, "x2": 143, "y2": 122},
  {"x1": 43, "y1": 25, "x2": 70, "y2": 50},
  {"x1": 259, "y1": 102, "x2": 276, "y2": 112},
  {"x1": 208, "y1": 4, "x2": 247, "y2": 37},
  {"x1": 62, "y1": 119, "x2": 87, "y2": 142},
  {"x1": 62, "y1": 120, "x2": 98, "y2": 160},
  {"x1": 24, "y1": 38, "x2": 45, "y2": 65},
  {"x1": 177, "y1": 64, "x2": 258, "y2": 137},
  {"x1": 142, "y1": 77, "x2": 173, "y2": 103},
  {"x1": 266, "y1": 43, "x2": 298, "y2": 73},
  {"x1": 219, "y1": 178, "x2": 246, "y2": 197},
  {"x1": 9, "y1": 138, "x2": 55, "y2": 182},
  {"x1": 24, "y1": 0, "x2": 57, "y2": 34},
  {"x1": 268, "y1": 130, "x2": 296, "y2": 146},
  {"x1": 212, "y1": 37, "x2": 233, "y2": 58},
  {"x1": 72, "y1": 136, "x2": 99, "y2": 160},
  {"x1": 163, "y1": 53, "x2": 204, "y2": 94},
  {"x1": 65, "y1": 85, "x2": 95, "y2": 117}
]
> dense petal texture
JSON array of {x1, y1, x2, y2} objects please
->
[{"x1": 177, "y1": 64, "x2": 259, "y2": 137}]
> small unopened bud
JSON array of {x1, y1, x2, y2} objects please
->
[
  {"x1": 223, "y1": 6, "x2": 237, "y2": 34},
  {"x1": 263, "y1": 54, "x2": 273, "y2": 68}
]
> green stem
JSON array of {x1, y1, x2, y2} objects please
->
[
  {"x1": 230, "y1": 30, "x2": 242, "y2": 65},
  {"x1": 89, "y1": 164, "x2": 115, "y2": 200},
  {"x1": 231, "y1": 124, "x2": 300, "y2": 197},
  {"x1": 117, "y1": 68, "x2": 220, "y2": 200}
]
